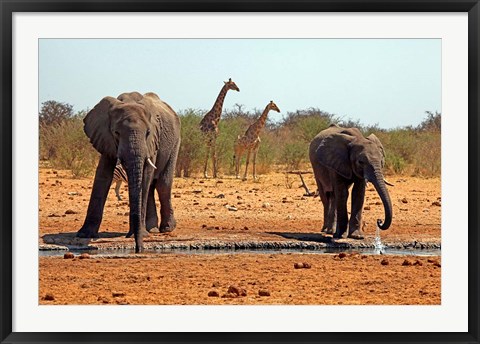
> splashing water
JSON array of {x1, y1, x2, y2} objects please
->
[{"x1": 374, "y1": 225, "x2": 386, "y2": 254}]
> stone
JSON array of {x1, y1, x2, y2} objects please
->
[
  {"x1": 208, "y1": 291, "x2": 219, "y2": 297},
  {"x1": 112, "y1": 291, "x2": 126, "y2": 297},
  {"x1": 402, "y1": 259, "x2": 413, "y2": 266},
  {"x1": 79, "y1": 253, "x2": 90, "y2": 259},
  {"x1": 227, "y1": 285, "x2": 247, "y2": 296},
  {"x1": 63, "y1": 252, "x2": 74, "y2": 259},
  {"x1": 381, "y1": 259, "x2": 389, "y2": 265},
  {"x1": 338, "y1": 253, "x2": 347, "y2": 259},
  {"x1": 258, "y1": 289, "x2": 270, "y2": 296},
  {"x1": 44, "y1": 293, "x2": 55, "y2": 301},
  {"x1": 294, "y1": 263, "x2": 304, "y2": 269}
]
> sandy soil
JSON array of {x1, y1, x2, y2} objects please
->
[{"x1": 39, "y1": 167, "x2": 441, "y2": 305}]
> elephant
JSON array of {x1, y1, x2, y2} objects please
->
[
  {"x1": 309, "y1": 124, "x2": 392, "y2": 239},
  {"x1": 77, "y1": 91, "x2": 181, "y2": 253}
]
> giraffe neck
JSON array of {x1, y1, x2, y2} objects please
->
[
  {"x1": 250, "y1": 106, "x2": 270, "y2": 135},
  {"x1": 210, "y1": 84, "x2": 229, "y2": 121}
]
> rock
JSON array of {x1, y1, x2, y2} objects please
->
[
  {"x1": 401, "y1": 197, "x2": 408, "y2": 203},
  {"x1": 262, "y1": 202, "x2": 270, "y2": 208},
  {"x1": 44, "y1": 293, "x2": 55, "y2": 301},
  {"x1": 63, "y1": 252, "x2": 74, "y2": 259},
  {"x1": 402, "y1": 259, "x2": 413, "y2": 266},
  {"x1": 431, "y1": 201, "x2": 441, "y2": 207},
  {"x1": 216, "y1": 194, "x2": 225, "y2": 198},
  {"x1": 65, "y1": 209, "x2": 78, "y2": 215},
  {"x1": 381, "y1": 259, "x2": 389, "y2": 265},
  {"x1": 258, "y1": 289, "x2": 270, "y2": 296},
  {"x1": 338, "y1": 253, "x2": 347, "y2": 259},
  {"x1": 294, "y1": 263, "x2": 304, "y2": 269},
  {"x1": 226, "y1": 205, "x2": 238, "y2": 211},
  {"x1": 208, "y1": 291, "x2": 219, "y2": 297},
  {"x1": 221, "y1": 292, "x2": 237, "y2": 298},
  {"x1": 302, "y1": 262, "x2": 312, "y2": 269},
  {"x1": 193, "y1": 189, "x2": 203, "y2": 194},
  {"x1": 79, "y1": 253, "x2": 90, "y2": 259},
  {"x1": 413, "y1": 260, "x2": 423, "y2": 266},
  {"x1": 364, "y1": 206, "x2": 371, "y2": 210},
  {"x1": 227, "y1": 285, "x2": 247, "y2": 296},
  {"x1": 112, "y1": 291, "x2": 126, "y2": 297},
  {"x1": 212, "y1": 281, "x2": 220, "y2": 287}
]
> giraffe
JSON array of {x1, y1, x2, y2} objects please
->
[
  {"x1": 200, "y1": 78, "x2": 240, "y2": 178},
  {"x1": 234, "y1": 100, "x2": 280, "y2": 180}
]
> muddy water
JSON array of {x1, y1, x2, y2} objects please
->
[{"x1": 39, "y1": 246, "x2": 441, "y2": 257}]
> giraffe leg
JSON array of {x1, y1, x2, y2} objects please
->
[
  {"x1": 235, "y1": 147, "x2": 244, "y2": 179},
  {"x1": 243, "y1": 150, "x2": 251, "y2": 181},
  {"x1": 203, "y1": 143, "x2": 211, "y2": 178},
  {"x1": 212, "y1": 138, "x2": 218, "y2": 178},
  {"x1": 253, "y1": 147, "x2": 259, "y2": 181}
]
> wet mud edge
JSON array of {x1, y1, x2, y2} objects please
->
[{"x1": 40, "y1": 239, "x2": 441, "y2": 252}]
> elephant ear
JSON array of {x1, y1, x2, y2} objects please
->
[
  {"x1": 83, "y1": 96, "x2": 119, "y2": 159},
  {"x1": 317, "y1": 133, "x2": 354, "y2": 179},
  {"x1": 367, "y1": 133, "x2": 385, "y2": 167}
]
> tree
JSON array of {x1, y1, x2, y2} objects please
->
[{"x1": 39, "y1": 100, "x2": 74, "y2": 126}]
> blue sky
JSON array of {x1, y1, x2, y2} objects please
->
[{"x1": 39, "y1": 39, "x2": 441, "y2": 129}]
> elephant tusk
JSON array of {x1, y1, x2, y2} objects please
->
[
  {"x1": 147, "y1": 158, "x2": 157, "y2": 169},
  {"x1": 384, "y1": 179, "x2": 394, "y2": 187}
]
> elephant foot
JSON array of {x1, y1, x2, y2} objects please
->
[
  {"x1": 160, "y1": 217, "x2": 176, "y2": 233},
  {"x1": 126, "y1": 228, "x2": 149, "y2": 238},
  {"x1": 76, "y1": 226, "x2": 100, "y2": 238},
  {"x1": 147, "y1": 226, "x2": 159, "y2": 233},
  {"x1": 322, "y1": 228, "x2": 335, "y2": 235},
  {"x1": 348, "y1": 230, "x2": 365, "y2": 240},
  {"x1": 333, "y1": 230, "x2": 347, "y2": 239}
]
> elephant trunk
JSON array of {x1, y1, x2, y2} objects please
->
[
  {"x1": 125, "y1": 159, "x2": 145, "y2": 253},
  {"x1": 367, "y1": 165, "x2": 393, "y2": 230}
]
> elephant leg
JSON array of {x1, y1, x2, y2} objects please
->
[
  {"x1": 333, "y1": 181, "x2": 349, "y2": 239},
  {"x1": 145, "y1": 179, "x2": 159, "y2": 232},
  {"x1": 77, "y1": 155, "x2": 116, "y2": 238},
  {"x1": 324, "y1": 191, "x2": 337, "y2": 234},
  {"x1": 312, "y1": 168, "x2": 334, "y2": 234},
  {"x1": 126, "y1": 163, "x2": 154, "y2": 239},
  {"x1": 348, "y1": 180, "x2": 366, "y2": 239},
  {"x1": 157, "y1": 157, "x2": 177, "y2": 233},
  {"x1": 243, "y1": 150, "x2": 251, "y2": 181}
]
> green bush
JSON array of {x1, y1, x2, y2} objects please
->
[
  {"x1": 175, "y1": 109, "x2": 206, "y2": 177},
  {"x1": 39, "y1": 101, "x2": 441, "y2": 178},
  {"x1": 40, "y1": 117, "x2": 98, "y2": 177}
]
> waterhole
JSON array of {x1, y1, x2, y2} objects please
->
[{"x1": 39, "y1": 246, "x2": 440, "y2": 257}]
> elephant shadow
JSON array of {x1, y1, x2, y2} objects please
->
[
  {"x1": 41, "y1": 232, "x2": 125, "y2": 250},
  {"x1": 267, "y1": 232, "x2": 333, "y2": 243}
]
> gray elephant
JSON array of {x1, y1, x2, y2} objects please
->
[
  {"x1": 309, "y1": 124, "x2": 392, "y2": 239},
  {"x1": 77, "y1": 92, "x2": 181, "y2": 253}
]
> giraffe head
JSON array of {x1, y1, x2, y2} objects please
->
[
  {"x1": 267, "y1": 100, "x2": 281, "y2": 113},
  {"x1": 224, "y1": 78, "x2": 240, "y2": 92}
]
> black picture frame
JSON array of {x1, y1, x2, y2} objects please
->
[{"x1": 1, "y1": 1, "x2": 478, "y2": 343}]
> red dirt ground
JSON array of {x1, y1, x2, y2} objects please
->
[{"x1": 39, "y1": 167, "x2": 441, "y2": 305}]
